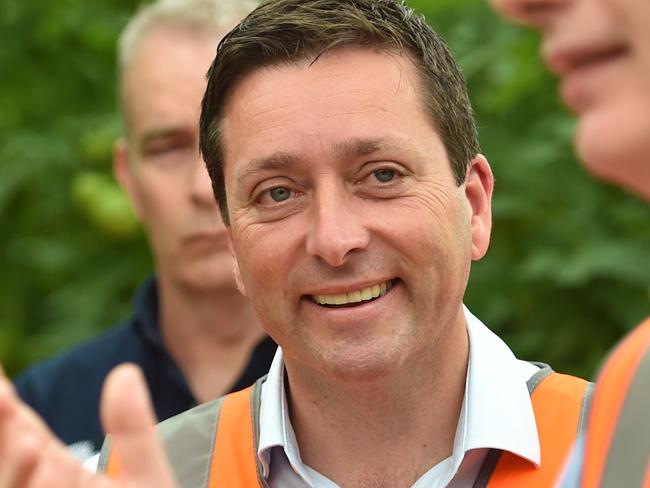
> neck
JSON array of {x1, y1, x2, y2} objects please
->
[
  {"x1": 156, "y1": 272, "x2": 265, "y2": 403},
  {"x1": 285, "y1": 311, "x2": 469, "y2": 488}
]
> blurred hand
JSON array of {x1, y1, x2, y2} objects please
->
[{"x1": 0, "y1": 363, "x2": 176, "y2": 488}]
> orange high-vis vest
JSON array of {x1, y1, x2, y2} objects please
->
[
  {"x1": 581, "y1": 318, "x2": 650, "y2": 488},
  {"x1": 99, "y1": 365, "x2": 591, "y2": 488}
]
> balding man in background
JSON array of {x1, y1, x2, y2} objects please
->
[{"x1": 13, "y1": 0, "x2": 275, "y2": 457}]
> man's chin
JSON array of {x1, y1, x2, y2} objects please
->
[
  {"x1": 576, "y1": 105, "x2": 650, "y2": 191},
  {"x1": 297, "y1": 341, "x2": 408, "y2": 386},
  {"x1": 172, "y1": 264, "x2": 238, "y2": 293}
]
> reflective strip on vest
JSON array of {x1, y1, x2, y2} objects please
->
[
  {"x1": 101, "y1": 368, "x2": 590, "y2": 488},
  {"x1": 582, "y1": 318, "x2": 650, "y2": 488}
]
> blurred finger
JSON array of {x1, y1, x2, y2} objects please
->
[
  {"x1": 0, "y1": 433, "x2": 40, "y2": 488},
  {"x1": 26, "y1": 440, "x2": 96, "y2": 488},
  {"x1": 0, "y1": 393, "x2": 47, "y2": 488},
  {"x1": 0, "y1": 369, "x2": 76, "y2": 488},
  {"x1": 100, "y1": 364, "x2": 175, "y2": 487}
]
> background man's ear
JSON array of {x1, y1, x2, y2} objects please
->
[
  {"x1": 227, "y1": 231, "x2": 248, "y2": 297},
  {"x1": 464, "y1": 154, "x2": 494, "y2": 261},
  {"x1": 113, "y1": 138, "x2": 144, "y2": 219}
]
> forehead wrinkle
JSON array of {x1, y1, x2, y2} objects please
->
[{"x1": 246, "y1": 88, "x2": 385, "y2": 120}]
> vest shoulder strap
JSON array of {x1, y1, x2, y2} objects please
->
[
  {"x1": 582, "y1": 318, "x2": 650, "y2": 488},
  {"x1": 207, "y1": 377, "x2": 265, "y2": 488},
  {"x1": 473, "y1": 366, "x2": 593, "y2": 488}
]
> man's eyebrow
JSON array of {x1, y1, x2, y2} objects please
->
[
  {"x1": 139, "y1": 127, "x2": 189, "y2": 146},
  {"x1": 335, "y1": 138, "x2": 383, "y2": 157},
  {"x1": 238, "y1": 139, "x2": 397, "y2": 180},
  {"x1": 239, "y1": 152, "x2": 301, "y2": 180}
]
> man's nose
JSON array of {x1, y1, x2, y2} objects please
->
[
  {"x1": 189, "y1": 154, "x2": 217, "y2": 208},
  {"x1": 490, "y1": 0, "x2": 567, "y2": 28},
  {"x1": 305, "y1": 186, "x2": 370, "y2": 268}
]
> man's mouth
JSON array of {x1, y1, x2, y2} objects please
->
[
  {"x1": 545, "y1": 42, "x2": 629, "y2": 77},
  {"x1": 570, "y1": 45, "x2": 628, "y2": 72},
  {"x1": 310, "y1": 279, "x2": 395, "y2": 308},
  {"x1": 545, "y1": 41, "x2": 630, "y2": 112}
]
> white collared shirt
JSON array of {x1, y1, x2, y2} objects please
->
[{"x1": 257, "y1": 306, "x2": 541, "y2": 487}]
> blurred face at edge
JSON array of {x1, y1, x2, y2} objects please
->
[
  {"x1": 115, "y1": 26, "x2": 235, "y2": 289},
  {"x1": 491, "y1": 0, "x2": 650, "y2": 201}
]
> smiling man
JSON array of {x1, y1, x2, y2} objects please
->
[
  {"x1": 0, "y1": 1, "x2": 593, "y2": 487},
  {"x1": 101, "y1": 1, "x2": 591, "y2": 486}
]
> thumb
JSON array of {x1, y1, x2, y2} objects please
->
[{"x1": 100, "y1": 364, "x2": 176, "y2": 487}]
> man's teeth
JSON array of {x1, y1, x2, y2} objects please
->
[{"x1": 312, "y1": 281, "x2": 392, "y2": 306}]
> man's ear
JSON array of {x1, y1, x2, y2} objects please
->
[
  {"x1": 227, "y1": 230, "x2": 248, "y2": 297},
  {"x1": 464, "y1": 154, "x2": 494, "y2": 261},
  {"x1": 113, "y1": 138, "x2": 143, "y2": 219}
]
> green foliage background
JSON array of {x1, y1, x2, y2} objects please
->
[{"x1": 1, "y1": 0, "x2": 648, "y2": 380}]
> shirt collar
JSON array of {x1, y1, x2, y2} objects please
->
[
  {"x1": 130, "y1": 274, "x2": 197, "y2": 403},
  {"x1": 258, "y1": 347, "x2": 311, "y2": 481},
  {"x1": 257, "y1": 305, "x2": 541, "y2": 482},
  {"x1": 131, "y1": 274, "x2": 165, "y2": 350},
  {"x1": 461, "y1": 306, "x2": 540, "y2": 466}
]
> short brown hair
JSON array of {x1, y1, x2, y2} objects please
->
[{"x1": 199, "y1": 0, "x2": 479, "y2": 224}]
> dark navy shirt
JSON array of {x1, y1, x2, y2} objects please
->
[{"x1": 13, "y1": 276, "x2": 277, "y2": 452}]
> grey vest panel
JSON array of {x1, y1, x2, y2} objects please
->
[
  {"x1": 97, "y1": 436, "x2": 112, "y2": 474},
  {"x1": 472, "y1": 364, "x2": 595, "y2": 488},
  {"x1": 159, "y1": 397, "x2": 225, "y2": 488},
  {"x1": 600, "y1": 343, "x2": 650, "y2": 488},
  {"x1": 98, "y1": 397, "x2": 225, "y2": 488},
  {"x1": 99, "y1": 377, "x2": 268, "y2": 488}
]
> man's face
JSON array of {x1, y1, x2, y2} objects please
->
[
  {"x1": 115, "y1": 27, "x2": 235, "y2": 290},
  {"x1": 220, "y1": 48, "x2": 493, "y2": 382},
  {"x1": 490, "y1": 0, "x2": 650, "y2": 200}
]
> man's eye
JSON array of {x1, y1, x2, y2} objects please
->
[
  {"x1": 373, "y1": 169, "x2": 396, "y2": 183},
  {"x1": 143, "y1": 138, "x2": 193, "y2": 157},
  {"x1": 269, "y1": 187, "x2": 291, "y2": 202}
]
